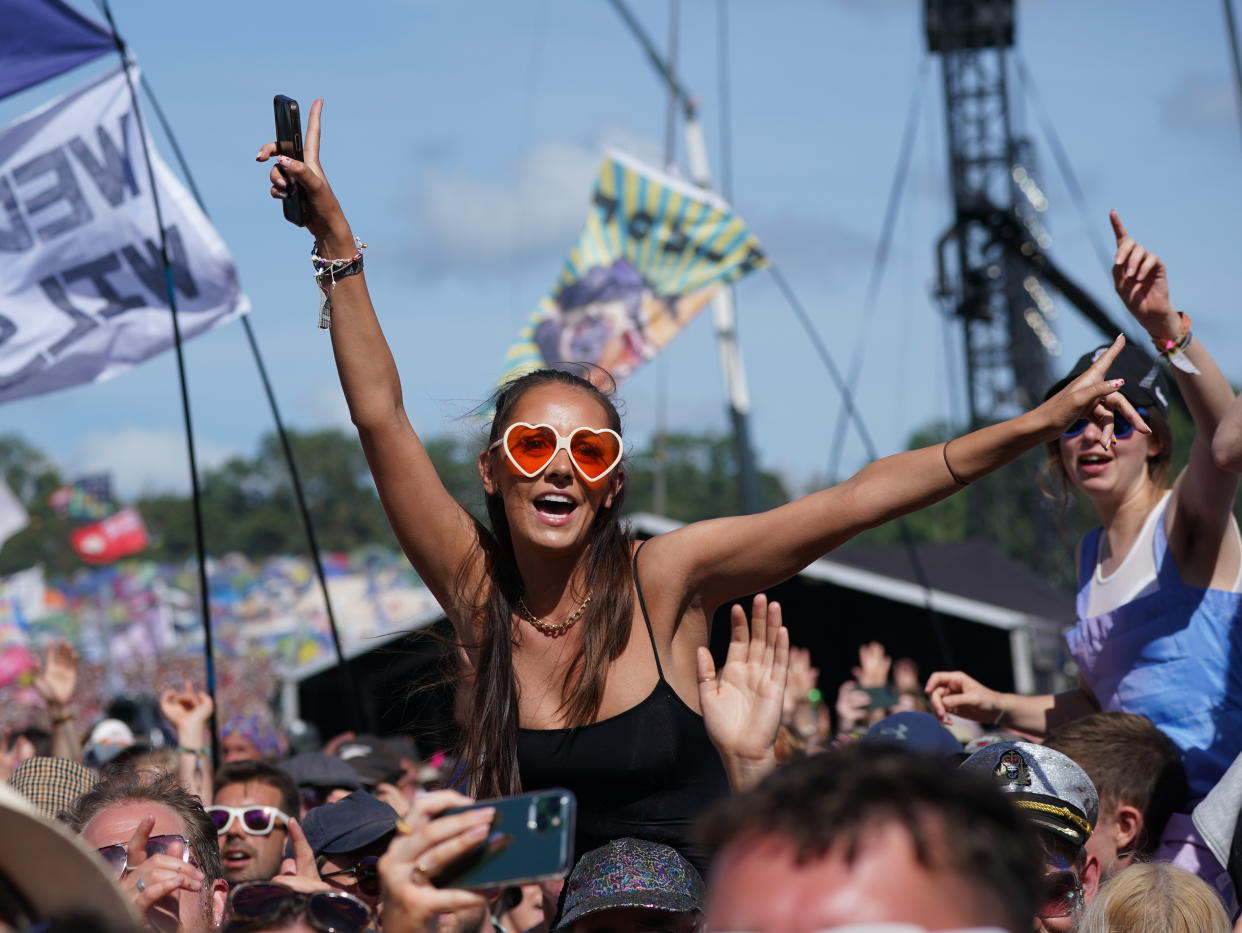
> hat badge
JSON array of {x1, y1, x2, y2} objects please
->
[{"x1": 993, "y1": 749, "x2": 1032, "y2": 787}]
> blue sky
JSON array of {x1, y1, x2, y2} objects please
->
[{"x1": 2, "y1": 0, "x2": 1238, "y2": 500}]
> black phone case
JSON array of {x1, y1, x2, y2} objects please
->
[{"x1": 273, "y1": 95, "x2": 307, "y2": 227}]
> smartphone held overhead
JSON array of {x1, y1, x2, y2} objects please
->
[
  {"x1": 433, "y1": 789, "x2": 576, "y2": 891},
  {"x1": 273, "y1": 94, "x2": 309, "y2": 226}
]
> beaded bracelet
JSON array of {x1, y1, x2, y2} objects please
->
[
  {"x1": 311, "y1": 237, "x2": 367, "y2": 329},
  {"x1": 1151, "y1": 311, "x2": 1200, "y2": 375}
]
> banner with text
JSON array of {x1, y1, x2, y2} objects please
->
[
  {"x1": 500, "y1": 150, "x2": 767, "y2": 389},
  {"x1": 0, "y1": 66, "x2": 249, "y2": 403}
]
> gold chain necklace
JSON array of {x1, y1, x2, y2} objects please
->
[{"x1": 516, "y1": 594, "x2": 592, "y2": 637}]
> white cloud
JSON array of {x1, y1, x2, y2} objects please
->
[
  {"x1": 71, "y1": 427, "x2": 237, "y2": 500},
  {"x1": 1162, "y1": 74, "x2": 1235, "y2": 131},
  {"x1": 407, "y1": 128, "x2": 663, "y2": 275}
]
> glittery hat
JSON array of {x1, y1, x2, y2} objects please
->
[
  {"x1": 554, "y1": 838, "x2": 704, "y2": 932},
  {"x1": 960, "y1": 741, "x2": 1098, "y2": 848}
]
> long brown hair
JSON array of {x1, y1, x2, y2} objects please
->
[{"x1": 454, "y1": 369, "x2": 635, "y2": 797}]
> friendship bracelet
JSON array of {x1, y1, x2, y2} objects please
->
[
  {"x1": 50, "y1": 711, "x2": 75, "y2": 726},
  {"x1": 311, "y1": 237, "x2": 367, "y2": 329},
  {"x1": 177, "y1": 746, "x2": 207, "y2": 757},
  {"x1": 942, "y1": 440, "x2": 969, "y2": 487},
  {"x1": 1150, "y1": 311, "x2": 1200, "y2": 375}
]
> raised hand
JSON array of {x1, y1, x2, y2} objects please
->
[
  {"x1": 699, "y1": 594, "x2": 790, "y2": 762},
  {"x1": 120, "y1": 815, "x2": 206, "y2": 932},
  {"x1": 1110, "y1": 211, "x2": 1177, "y2": 336},
  {"x1": 1040, "y1": 334, "x2": 1151, "y2": 451},
  {"x1": 834, "y1": 680, "x2": 870, "y2": 737},
  {"x1": 256, "y1": 99, "x2": 351, "y2": 246},
  {"x1": 373, "y1": 782, "x2": 413, "y2": 820},
  {"x1": 377, "y1": 790, "x2": 494, "y2": 933},
  {"x1": 274, "y1": 818, "x2": 333, "y2": 894},
  {"x1": 924, "y1": 670, "x2": 1005, "y2": 726},
  {"x1": 159, "y1": 681, "x2": 213, "y2": 733},
  {"x1": 33, "y1": 640, "x2": 78, "y2": 709},
  {"x1": 852, "y1": 641, "x2": 891, "y2": 688}
]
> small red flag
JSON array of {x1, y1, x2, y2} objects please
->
[{"x1": 70, "y1": 507, "x2": 148, "y2": 564}]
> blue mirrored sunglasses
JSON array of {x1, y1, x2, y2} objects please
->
[{"x1": 1062, "y1": 406, "x2": 1147, "y2": 441}]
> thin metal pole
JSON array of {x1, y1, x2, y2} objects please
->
[
  {"x1": 1222, "y1": 0, "x2": 1242, "y2": 152},
  {"x1": 134, "y1": 77, "x2": 363, "y2": 732},
  {"x1": 97, "y1": 1, "x2": 220, "y2": 767}
]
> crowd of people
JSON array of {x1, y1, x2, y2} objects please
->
[{"x1": 2, "y1": 104, "x2": 1242, "y2": 933}]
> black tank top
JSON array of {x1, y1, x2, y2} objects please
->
[{"x1": 515, "y1": 542, "x2": 730, "y2": 877}]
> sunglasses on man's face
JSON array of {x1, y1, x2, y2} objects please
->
[
  {"x1": 489, "y1": 422, "x2": 624, "y2": 484},
  {"x1": 206, "y1": 805, "x2": 290, "y2": 836},
  {"x1": 228, "y1": 881, "x2": 373, "y2": 933},
  {"x1": 1037, "y1": 870, "x2": 1084, "y2": 919},
  {"x1": 1062, "y1": 406, "x2": 1148, "y2": 442},
  {"x1": 320, "y1": 855, "x2": 381, "y2": 898},
  {"x1": 96, "y1": 833, "x2": 197, "y2": 876}
]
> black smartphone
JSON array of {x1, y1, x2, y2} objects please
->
[
  {"x1": 861, "y1": 685, "x2": 900, "y2": 710},
  {"x1": 273, "y1": 94, "x2": 308, "y2": 226},
  {"x1": 433, "y1": 789, "x2": 575, "y2": 891}
]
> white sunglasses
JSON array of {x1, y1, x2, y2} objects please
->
[
  {"x1": 488, "y1": 422, "x2": 624, "y2": 483},
  {"x1": 207, "y1": 805, "x2": 291, "y2": 836}
]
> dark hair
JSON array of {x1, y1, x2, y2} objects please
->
[
  {"x1": 697, "y1": 744, "x2": 1042, "y2": 933},
  {"x1": 221, "y1": 896, "x2": 307, "y2": 933},
  {"x1": 17, "y1": 727, "x2": 52, "y2": 758},
  {"x1": 215, "y1": 760, "x2": 302, "y2": 821},
  {"x1": 1045, "y1": 712, "x2": 1187, "y2": 856},
  {"x1": 61, "y1": 770, "x2": 223, "y2": 885},
  {"x1": 455, "y1": 368, "x2": 633, "y2": 797},
  {"x1": 1040, "y1": 408, "x2": 1174, "y2": 504}
]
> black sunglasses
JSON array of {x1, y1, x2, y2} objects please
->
[
  {"x1": 320, "y1": 855, "x2": 381, "y2": 898},
  {"x1": 1062, "y1": 406, "x2": 1148, "y2": 441},
  {"x1": 228, "y1": 881, "x2": 373, "y2": 933}
]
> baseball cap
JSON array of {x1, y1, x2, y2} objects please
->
[
  {"x1": 85, "y1": 718, "x2": 134, "y2": 766},
  {"x1": 1044, "y1": 342, "x2": 1170, "y2": 417},
  {"x1": 301, "y1": 791, "x2": 397, "y2": 857},
  {"x1": 279, "y1": 752, "x2": 363, "y2": 793},
  {"x1": 862, "y1": 712, "x2": 963, "y2": 757},
  {"x1": 334, "y1": 735, "x2": 404, "y2": 788},
  {"x1": 959, "y1": 741, "x2": 1098, "y2": 848},
  {"x1": 555, "y1": 837, "x2": 704, "y2": 932},
  {"x1": 0, "y1": 780, "x2": 137, "y2": 926}
]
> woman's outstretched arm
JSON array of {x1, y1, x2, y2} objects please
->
[
  {"x1": 1109, "y1": 212, "x2": 1240, "y2": 583},
  {"x1": 648, "y1": 334, "x2": 1144, "y2": 610},
  {"x1": 257, "y1": 100, "x2": 481, "y2": 617},
  {"x1": 922, "y1": 670, "x2": 1100, "y2": 736}
]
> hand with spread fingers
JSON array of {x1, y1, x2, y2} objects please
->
[
  {"x1": 378, "y1": 790, "x2": 496, "y2": 933},
  {"x1": 273, "y1": 818, "x2": 334, "y2": 895},
  {"x1": 852, "y1": 641, "x2": 891, "y2": 689},
  {"x1": 34, "y1": 639, "x2": 79, "y2": 708},
  {"x1": 698, "y1": 593, "x2": 790, "y2": 789},
  {"x1": 118, "y1": 815, "x2": 207, "y2": 931},
  {"x1": 1038, "y1": 334, "x2": 1151, "y2": 451}
]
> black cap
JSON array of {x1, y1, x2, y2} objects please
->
[
  {"x1": 334, "y1": 735, "x2": 405, "y2": 789},
  {"x1": 301, "y1": 791, "x2": 397, "y2": 857},
  {"x1": 278, "y1": 753, "x2": 362, "y2": 793},
  {"x1": 1045, "y1": 342, "x2": 1170, "y2": 417}
]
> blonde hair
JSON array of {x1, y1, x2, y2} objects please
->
[{"x1": 1077, "y1": 862, "x2": 1231, "y2": 933}]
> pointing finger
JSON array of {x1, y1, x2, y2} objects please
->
[
  {"x1": 126, "y1": 815, "x2": 156, "y2": 869},
  {"x1": 304, "y1": 98, "x2": 323, "y2": 166},
  {"x1": 1109, "y1": 209, "x2": 1129, "y2": 245}
]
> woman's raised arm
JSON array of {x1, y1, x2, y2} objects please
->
[
  {"x1": 649, "y1": 335, "x2": 1145, "y2": 611},
  {"x1": 257, "y1": 100, "x2": 481, "y2": 616}
]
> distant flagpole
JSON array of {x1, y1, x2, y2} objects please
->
[{"x1": 95, "y1": 0, "x2": 220, "y2": 768}]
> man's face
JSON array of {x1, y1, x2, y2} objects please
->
[
  {"x1": 704, "y1": 823, "x2": 1013, "y2": 933},
  {"x1": 213, "y1": 781, "x2": 289, "y2": 883},
  {"x1": 81, "y1": 801, "x2": 226, "y2": 933},
  {"x1": 571, "y1": 906, "x2": 698, "y2": 933},
  {"x1": 1034, "y1": 849, "x2": 1098, "y2": 933}
]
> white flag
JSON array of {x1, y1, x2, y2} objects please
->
[
  {"x1": 0, "y1": 65, "x2": 249, "y2": 402},
  {"x1": 0, "y1": 479, "x2": 27, "y2": 549}
]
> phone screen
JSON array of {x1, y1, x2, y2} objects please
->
[{"x1": 434, "y1": 790, "x2": 576, "y2": 890}]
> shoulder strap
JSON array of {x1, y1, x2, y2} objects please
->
[
  {"x1": 1078, "y1": 527, "x2": 1102, "y2": 588},
  {"x1": 631, "y1": 539, "x2": 666, "y2": 681},
  {"x1": 1151, "y1": 493, "x2": 1178, "y2": 585}
]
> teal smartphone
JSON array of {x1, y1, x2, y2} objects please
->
[
  {"x1": 861, "y1": 685, "x2": 900, "y2": 710},
  {"x1": 434, "y1": 789, "x2": 576, "y2": 890}
]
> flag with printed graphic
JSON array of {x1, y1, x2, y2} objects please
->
[
  {"x1": 48, "y1": 473, "x2": 114, "y2": 523},
  {"x1": 499, "y1": 151, "x2": 767, "y2": 388}
]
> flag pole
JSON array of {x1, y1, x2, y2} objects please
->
[
  {"x1": 95, "y1": 1, "x2": 220, "y2": 768},
  {"x1": 133, "y1": 74, "x2": 365, "y2": 735}
]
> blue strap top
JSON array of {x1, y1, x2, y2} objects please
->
[{"x1": 1066, "y1": 497, "x2": 1242, "y2": 801}]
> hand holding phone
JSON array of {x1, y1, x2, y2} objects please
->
[{"x1": 273, "y1": 94, "x2": 310, "y2": 226}]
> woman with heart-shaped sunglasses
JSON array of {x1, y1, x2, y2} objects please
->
[{"x1": 259, "y1": 103, "x2": 1149, "y2": 874}]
